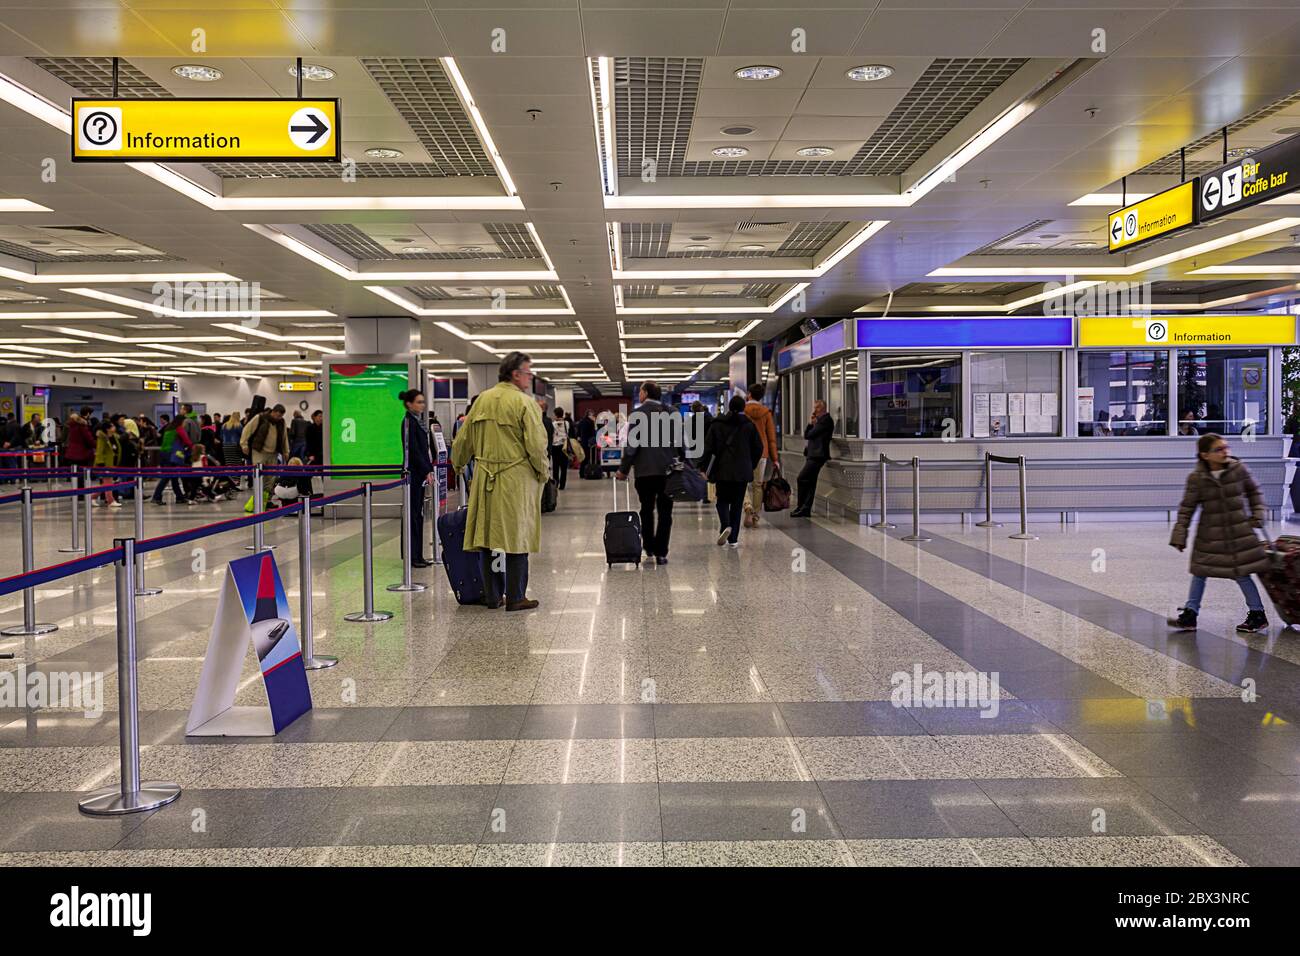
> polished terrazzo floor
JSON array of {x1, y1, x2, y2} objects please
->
[{"x1": 1, "y1": 478, "x2": 1298, "y2": 866}]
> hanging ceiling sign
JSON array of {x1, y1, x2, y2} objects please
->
[
  {"x1": 1196, "y1": 133, "x2": 1300, "y2": 222},
  {"x1": 1107, "y1": 181, "x2": 1197, "y2": 253},
  {"x1": 71, "y1": 98, "x2": 340, "y2": 163}
]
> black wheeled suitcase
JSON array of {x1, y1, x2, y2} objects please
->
[
  {"x1": 604, "y1": 475, "x2": 641, "y2": 568},
  {"x1": 1260, "y1": 535, "x2": 1300, "y2": 629},
  {"x1": 438, "y1": 507, "x2": 502, "y2": 605}
]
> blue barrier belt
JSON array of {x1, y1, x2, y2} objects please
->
[{"x1": 0, "y1": 548, "x2": 123, "y2": 598}]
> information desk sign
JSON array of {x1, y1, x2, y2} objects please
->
[
  {"x1": 1197, "y1": 133, "x2": 1300, "y2": 221},
  {"x1": 1108, "y1": 181, "x2": 1196, "y2": 253},
  {"x1": 72, "y1": 98, "x2": 340, "y2": 163}
]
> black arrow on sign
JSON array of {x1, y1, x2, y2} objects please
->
[
  {"x1": 1111, "y1": 219, "x2": 1123, "y2": 242},
  {"x1": 290, "y1": 112, "x2": 329, "y2": 145},
  {"x1": 1204, "y1": 177, "x2": 1220, "y2": 206}
]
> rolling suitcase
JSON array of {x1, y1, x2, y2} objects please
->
[
  {"x1": 437, "y1": 507, "x2": 502, "y2": 605},
  {"x1": 604, "y1": 475, "x2": 642, "y2": 568},
  {"x1": 1259, "y1": 535, "x2": 1300, "y2": 629}
]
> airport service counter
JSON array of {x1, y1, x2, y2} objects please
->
[
  {"x1": 781, "y1": 435, "x2": 1288, "y2": 524},
  {"x1": 775, "y1": 313, "x2": 1296, "y2": 523}
]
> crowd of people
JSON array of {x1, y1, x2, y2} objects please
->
[{"x1": 2, "y1": 403, "x2": 326, "y2": 506}]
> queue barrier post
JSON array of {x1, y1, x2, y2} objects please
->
[
  {"x1": 1011, "y1": 455, "x2": 1037, "y2": 541},
  {"x1": 83, "y1": 468, "x2": 94, "y2": 558},
  {"x1": 134, "y1": 475, "x2": 161, "y2": 596},
  {"x1": 388, "y1": 472, "x2": 426, "y2": 593},
  {"x1": 58, "y1": 466, "x2": 83, "y2": 553},
  {"x1": 901, "y1": 456, "x2": 931, "y2": 543},
  {"x1": 298, "y1": 495, "x2": 338, "y2": 669},
  {"x1": 79, "y1": 537, "x2": 181, "y2": 816},
  {"x1": 344, "y1": 481, "x2": 393, "y2": 623},
  {"x1": 0, "y1": 487, "x2": 57, "y2": 636},
  {"x1": 975, "y1": 453, "x2": 1003, "y2": 528},
  {"x1": 870, "y1": 454, "x2": 896, "y2": 530},
  {"x1": 431, "y1": 470, "x2": 442, "y2": 566},
  {"x1": 248, "y1": 463, "x2": 268, "y2": 552}
]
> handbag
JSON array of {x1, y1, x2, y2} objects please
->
[
  {"x1": 762, "y1": 462, "x2": 792, "y2": 512},
  {"x1": 541, "y1": 478, "x2": 558, "y2": 513},
  {"x1": 665, "y1": 461, "x2": 706, "y2": 502},
  {"x1": 568, "y1": 437, "x2": 585, "y2": 463}
]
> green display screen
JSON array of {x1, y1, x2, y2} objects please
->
[{"x1": 328, "y1": 362, "x2": 409, "y2": 476}]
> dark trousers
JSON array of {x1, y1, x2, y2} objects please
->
[
  {"x1": 550, "y1": 446, "x2": 568, "y2": 489},
  {"x1": 152, "y1": 475, "x2": 186, "y2": 502},
  {"x1": 409, "y1": 483, "x2": 427, "y2": 561},
  {"x1": 478, "y1": 550, "x2": 528, "y2": 605},
  {"x1": 714, "y1": 479, "x2": 746, "y2": 544},
  {"x1": 796, "y1": 458, "x2": 827, "y2": 512},
  {"x1": 634, "y1": 474, "x2": 674, "y2": 558}
]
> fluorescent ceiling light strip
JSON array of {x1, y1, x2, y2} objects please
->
[
  {"x1": 524, "y1": 222, "x2": 556, "y2": 273},
  {"x1": 906, "y1": 103, "x2": 1034, "y2": 200},
  {"x1": 442, "y1": 57, "x2": 517, "y2": 197},
  {"x1": 1069, "y1": 192, "x2": 1154, "y2": 207},
  {"x1": 0, "y1": 262, "x2": 237, "y2": 284},
  {"x1": 0, "y1": 311, "x2": 133, "y2": 320},
  {"x1": 1189, "y1": 265, "x2": 1300, "y2": 275},
  {"x1": 0, "y1": 199, "x2": 51, "y2": 212},
  {"x1": 61, "y1": 286, "x2": 333, "y2": 318},
  {"x1": 597, "y1": 57, "x2": 617, "y2": 197}
]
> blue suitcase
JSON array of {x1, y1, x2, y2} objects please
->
[{"x1": 438, "y1": 507, "x2": 502, "y2": 605}]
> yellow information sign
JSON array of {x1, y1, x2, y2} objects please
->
[
  {"x1": 1078, "y1": 314, "x2": 1297, "y2": 348},
  {"x1": 71, "y1": 98, "x2": 340, "y2": 163},
  {"x1": 1107, "y1": 181, "x2": 1196, "y2": 253},
  {"x1": 278, "y1": 381, "x2": 319, "y2": 392}
]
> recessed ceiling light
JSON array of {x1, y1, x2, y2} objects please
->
[
  {"x1": 1016, "y1": 242, "x2": 1041, "y2": 248},
  {"x1": 734, "y1": 65, "x2": 782, "y2": 81},
  {"x1": 172, "y1": 64, "x2": 223, "y2": 82},
  {"x1": 458, "y1": 246, "x2": 483, "y2": 253},
  {"x1": 671, "y1": 291, "x2": 688, "y2": 295},
  {"x1": 1276, "y1": 126, "x2": 1300, "y2": 136},
  {"x1": 685, "y1": 244, "x2": 709, "y2": 251},
  {"x1": 289, "y1": 63, "x2": 335, "y2": 82},
  {"x1": 711, "y1": 146, "x2": 749, "y2": 158},
  {"x1": 1226, "y1": 147, "x2": 1257, "y2": 159},
  {"x1": 113, "y1": 248, "x2": 139, "y2": 255},
  {"x1": 399, "y1": 246, "x2": 429, "y2": 254},
  {"x1": 364, "y1": 147, "x2": 403, "y2": 159},
  {"x1": 689, "y1": 235, "x2": 712, "y2": 242},
  {"x1": 846, "y1": 64, "x2": 894, "y2": 82},
  {"x1": 55, "y1": 248, "x2": 81, "y2": 255},
  {"x1": 740, "y1": 244, "x2": 765, "y2": 251},
  {"x1": 720, "y1": 125, "x2": 756, "y2": 136},
  {"x1": 1073, "y1": 241, "x2": 1099, "y2": 248},
  {"x1": 710, "y1": 291, "x2": 732, "y2": 296},
  {"x1": 796, "y1": 146, "x2": 835, "y2": 158}
]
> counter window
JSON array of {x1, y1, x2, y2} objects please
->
[
  {"x1": 1077, "y1": 350, "x2": 1169, "y2": 437},
  {"x1": 1176, "y1": 348, "x2": 1269, "y2": 436},
  {"x1": 844, "y1": 355, "x2": 860, "y2": 438},
  {"x1": 869, "y1": 353, "x2": 961, "y2": 439},
  {"x1": 828, "y1": 358, "x2": 844, "y2": 437},
  {"x1": 970, "y1": 351, "x2": 1061, "y2": 438}
]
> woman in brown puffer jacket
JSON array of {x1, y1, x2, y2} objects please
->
[{"x1": 1168, "y1": 433, "x2": 1270, "y2": 633}]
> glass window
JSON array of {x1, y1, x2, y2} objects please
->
[
  {"x1": 800, "y1": 367, "x2": 813, "y2": 423},
  {"x1": 844, "y1": 355, "x2": 860, "y2": 437},
  {"x1": 828, "y1": 358, "x2": 844, "y2": 437},
  {"x1": 869, "y1": 352, "x2": 962, "y2": 439},
  {"x1": 1077, "y1": 351, "x2": 1169, "y2": 437},
  {"x1": 1176, "y1": 348, "x2": 1269, "y2": 436},
  {"x1": 971, "y1": 351, "x2": 1062, "y2": 438}
]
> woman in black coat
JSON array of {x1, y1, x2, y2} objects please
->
[
  {"x1": 697, "y1": 394, "x2": 763, "y2": 548},
  {"x1": 400, "y1": 389, "x2": 434, "y2": 568}
]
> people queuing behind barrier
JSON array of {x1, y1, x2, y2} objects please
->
[
  {"x1": 241, "y1": 403, "x2": 290, "y2": 467},
  {"x1": 699, "y1": 394, "x2": 763, "y2": 548},
  {"x1": 93, "y1": 420, "x2": 123, "y2": 508},
  {"x1": 792, "y1": 399, "x2": 834, "y2": 519},
  {"x1": 399, "y1": 389, "x2": 435, "y2": 568},
  {"x1": 617, "y1": 381, "x2": 682, "y2": 566},
  {"x1": 451, "y1": 351, "x2": 546, "y2": 611},
  {"x1": 743, "y1": 382, "x2": 779, "y2": 528}
]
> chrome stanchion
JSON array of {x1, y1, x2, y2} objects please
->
[
  {"x1": 133, "y1": 475, "x2": 161, "y2": 596},
  {"x1": 345, "y1": 481, "x2": 393, "y2": 623},
  {"x1": 901, "y1": 456, "x2": 931, "y2": 543},
  {"x1": 870, "y1": 454, "x2": 895, "y2": 530},
  {"x1": 58, "y1": 467, "x2": 81, "y2": 553},
  {"x1": 1, "y1": 487, "x2": 57, "y2": 636},
  {"x1": 247, "y1": 463, "x2": 264, "y2": 552},
  {"x1": 431, "y1": 474, "x2": 442, "y2": 566},
  {"x1": 1010, "y1": 455, "x2": 1037, "y2": 541},
  {"x1": 975, "y1": 452, "x2": 1002, "y2": 528},
  {"x1": 298, "y1": 496, "x2": 337, "y2": 669},
  {"x1": 83, "y1": 469, "x2": 94, "y2": 557},
  {"x1": 388, "y1": 472, "x2": 426, "y2": 592},
  {"x1": 79, "y1": 537, "x2": 181, "y2": 816}
]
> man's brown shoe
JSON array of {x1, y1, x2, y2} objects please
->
[
  {"x1": 481, "y1": 596, "x2": 504, "y2": 609},
  {"x1": 506, "y1": 599, "x2": 539, "y2": 612}
]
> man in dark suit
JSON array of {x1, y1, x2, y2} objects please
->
[{"x1": 791, "y1": 399, "x2": 834, "y2": 518}]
